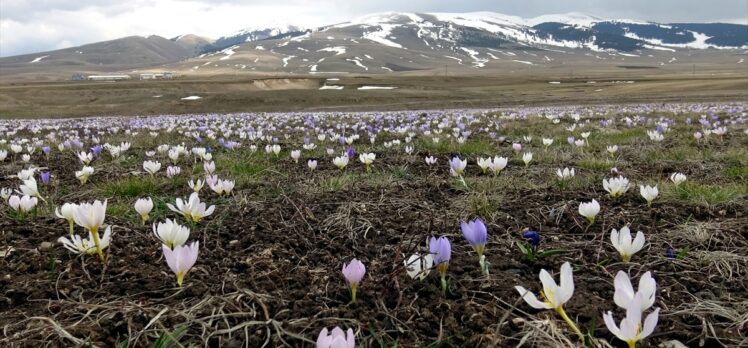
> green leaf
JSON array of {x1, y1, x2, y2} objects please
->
[{"x1": 537, "y1": 249, "x2": 567, "y2": 259}]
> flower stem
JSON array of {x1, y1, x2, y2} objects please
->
[
  {"x1": 556, "y1": 306, "x2": 585, "y2": 342},
  {"x1": 90, "y1": 228, "x2": 105, "y2": 262}
]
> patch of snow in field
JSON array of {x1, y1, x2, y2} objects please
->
[
  {"x1": 29, "y1": 55, "x2": 49, "y2": 63},
  {"x1": 358, "y1": 86, "x2": 398, "y2": 90},
  {"x1": 297, "y1": 47, "x2": 309, "y2": 52},
  {"x1": 512, "y1": 60, "x2": 534, "y2": 65},
  {"x1": 282, "y1": 55, "x2": 295, "y2": 67},
  {"x1": 346, "y1": 58, "x2": 368, "y2": 70},
  {"x1": 444, "y1": 56, "x2": 463, "y2": 64},
  {"x1": 181, "y1": 96, "x2": 202, "y2": 100},
  {"x1": 644, "y1": 44, "x2": 676, "y2": 52},
  {"x1": 460, "y1": 47, "x2": 488, "y2": 68},
  {"x1": 618, "y1": 52, "x2": 640, "y2": 57},
  {"x1": 364, "y1": 54, "x2": 373, "y2": 59},
  {"x1": 255, "y1": 45, "x2": 265, "y2": 50},
  {"x1": 363, "y1": 24, "x2": 405, "y2": 49},
  {"x1": 152, "y1": 95, "x2": 162, "y2": 98},
  {"x1": 310, "y1": 65, "x2": 317, "y2": 72},
  {"x1": 202, "y1": 61, "x2": 212, "y2": 66},
  {"x1": 318, "y1": 46, "x2": 347, "y2": 55},
  {"x1": 219, "y1": 46, "x2": 239, "y2": 60},
  {"x1": 548, "y1": 81, "x2": 561, "y2": 84},
  {"x1": 738, "y1": 58, "x2": 745, "y2": 64},
  {"x1": 319, "y1": 85, "x2": 344, "y2": 90}
]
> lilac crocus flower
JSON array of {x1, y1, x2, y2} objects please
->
[
  {"x1": 162, "y1": 241, "x2": 199, "y2": 287},
  {"x1": 665, "y1": 248, "x2": 675, "y2": 259},
  {"x1": 523, "y1": 230, "x2": 540, "y2": 247},
  {"x1": 461, "y1": 218, "x2": 487, "y2": 256},
  {"x1": 429, "y1": 236, "x2": 451, "y2": 293},
  {"x1": 316, "y1": 327, "x2": 355, "y2": 348},
  {"x1": 90, "y1": 145, "x2": 103, "y2": 157},
  {"x1": 567, "y1": 136, "x2": 575, "y2": 145},
  {"x1": 345, "y1": 147, "x2": 355, "y2": 158},
  {"x1": 342, "y1": 258, "x2": 366, "y2": 302},
  {"x1": 40, "y1": 171, "x2": 51, "y2": 184},
  {"x1": 41, "y1": 146, "x2": 51, "y2": 155}
]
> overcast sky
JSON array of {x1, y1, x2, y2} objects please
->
[{"x1": 1, "y1": 0, "x2": 747, "y2": 57}]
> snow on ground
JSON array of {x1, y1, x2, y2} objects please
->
[
  {"x1": 358, "y1": 86, "x2": 398, "y2": 90},
  {"x1": 310, "y1": 65, "x2": 317, "y2": 72},
  {"x1": 739, "y1": 58, "x2": 745, "y2": 64},
  {"x1": 319, "y1": 85, "x2": 344, "y2": 90},
  {"x1": 444, "y1": 56, "x2": 463, "y2": 64},
  {"x1": 29, "y1": 56, "x2": 49, "y2": 63},
  {"x1": 181, "y1": 96, "x2": 202, "y2": 100},
  {"x1": 282, "y1": 55, "x2": 296, "y2": 67},
  {"x1": 512, "y1": 60, "x2": 534, "y2": 65},
  {"x1": 618, "y1": 52, "x2": 640, "y2": 57},
  {"x1": 318, "y1": 47, "x2": 347, "y2": 55},
  {"x1": 460, "y1": 47, "x2": 488, "y2": 68},
  {"x1": 381, "y1": 66, "x2": 394, "y2": 72},
  {"x1": 363, "y1": 24, "x2": 405, "y2": 49},
  {"x1": 219, "y1": 46, "x2": 239, "y2": 61},
  {"x1": 346, "y1": 58, "x2": 369, "y2": 71}
]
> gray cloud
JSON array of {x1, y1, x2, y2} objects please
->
[{"x1": 1, "y1": 0, "x2": 746, "y2": 57}]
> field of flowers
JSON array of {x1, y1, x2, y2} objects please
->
[{"x1": 1, "y1": 103, "x2": 746, "y2": 347}]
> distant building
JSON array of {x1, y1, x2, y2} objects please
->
[
  {"x1": 71, "y1": 73, "x2": 86, "y2": 81},
  {"x1": 87, "y1": 74, "x2": 131, "y2": 81},
  {"x1": 139, "y1": 71, "x2": 174, "y2": 80}
]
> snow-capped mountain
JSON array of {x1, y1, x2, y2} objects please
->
[
  {"x1": 204, "y1": 25, "x2": 306, "y2": 52},
  {"x1": 2, "y1": 11, "x2": 745, "y2": 78}
]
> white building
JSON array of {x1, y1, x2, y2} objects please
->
[
  {"x1": 140, "y1": 72, "x2": 174, "y2": 80},
  {"x1": 87, "y1": 75, "x2": 131, "y2": 81}
]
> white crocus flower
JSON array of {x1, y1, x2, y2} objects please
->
[
  {"x1": 72, "y1": 200, "x2": 108, "y2": 261},
  {"x1": 489, "y1": 156, "x2": 508, "y2": 175},
  {"x1": 542, "y1": 138, "x2": 553, "y2": 148},
  {"x1": 167, "y1": 192, "x2": 215, "y2": 223},
  {"x1": 1, "y1": 188, "x2": 12, "y2": 202},
  {"x1": 669, "y1": 172, "x2": 687, "y2": 185},
  {"x1": 308, "y1": 159, "x2": 318, "y2": 170},
  {"x1": 75, "y1": 166, "x2": 95, "y2": 185},
  {"x1": 611, "y1": 226, "x2": 645, "y2": 262},
  {"x1": 603, "y1": 294, "x2": 660, "y2": 348},
  {"x1": 639, "y1": 185, "x2": 659, "y2": 206},
  {"x1": 614, "y1": 271, "x2": 656, "y2": 312},
  {"x1": 290, "y1": 150, "x2": 301, "y2": 163},
  {"x1": 78, "y1": 151, "x2": 93, "y2": 165},
  {"x1": 578, "y1": 199, "x2": 600, "y2": 224},
  {"x1": 143, "y1": 160, "x2": 161, "y2": 176},
  {"x1": 58, "y1": 226, "x2": 112, "y2": 255},
  {"x1": 647, "y1": 130, "x2": 664, "y2": 142},
  {"x1": 134, "y1": 197, "x2": 154, "y2": 222},
  {"x1": 359, "y1": 153, "x2": 376, "y2": 171},
  {"x1": 333, "y1": 155, "x2": 349, "y2": 170},
  {"x1": 188, "y1": 179, "x2": 204, "y2": 192},
  {"x1": 18, "y1": 177, "x2": 44, "y2": 202},
  {"x1": 603, "y1": 176, "x2": 631, "y2": 197},
  {"x1": 166, "y1": 166, "x2": 181, "y2": 178},
  {"x1": 153, "y1": 219, "x2": 190, "y2": 249},
  {"x1": 203, "y1": 161, "x2": 215, "y2": 175},
  {"x1": 271, "y1": 144, "x2": 281, "y2": 156},
  {"x1": 607, "y1": 145, "x2": 619, "y2": 156},
  {"x1": 522, "y1": 152, "x2": 533, "y2": 167},
  {"x1": 0, "y1": 150, "x2": 7, "y2": 161},
  {"x1": 556, "y1": 167, "x2": 575, "y2": 180},
  {"x1": 404, "y1": 253, "x2": 433, "y2": 281},
  {"x1": 55, "y1": 203, "x2": 78, "y2": 235},
  {"x1": 515, "y1": 262, "x2": 584, "y2": 340},
  {"x1": 424, "y1": 156, "x2": 437, "y2": 165},
  {"x1": 476, "y1": 157, "x2": 492, "y2": 174},
  {"x1": 9, "y1": 195, "x2": 38, "y2": 213}
]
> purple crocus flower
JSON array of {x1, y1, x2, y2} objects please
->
[
  {"x1": 342, "y1": 258, "x2": 366, "y2": 302},
  {"x1": 163, "y1": 241, "x2": 199, "y2": 287},
  {"x1": 461, "y1": 218, "x2": 487, "y2": 256},
  {"x1": 429, "y1": 236, "x2": 451, "y2": 269},
  {"x1": 40, "y1": 171, "x2": 51, "y2": 184},
  {"x1": 338, "y1": 136, "x2": 346, "y2": 145},
  {"x1": 41, "y1": 146, "x2": 51, "y2": 155},
  {"x1": 665, "y1": 248, "x2": 675, "y2": 259},
  {"x1": 567, "y1": 136, "x2": 575, "y2": 145},
  {"x1": 523, "y1": 230, "x2": 540, "y2": 247},
  {"x1": 345, "y1": 147, "x2": 355, "y2": 158},
  {"x1": 90, "y1": 144, "x2": 103, "y2": 156}
]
